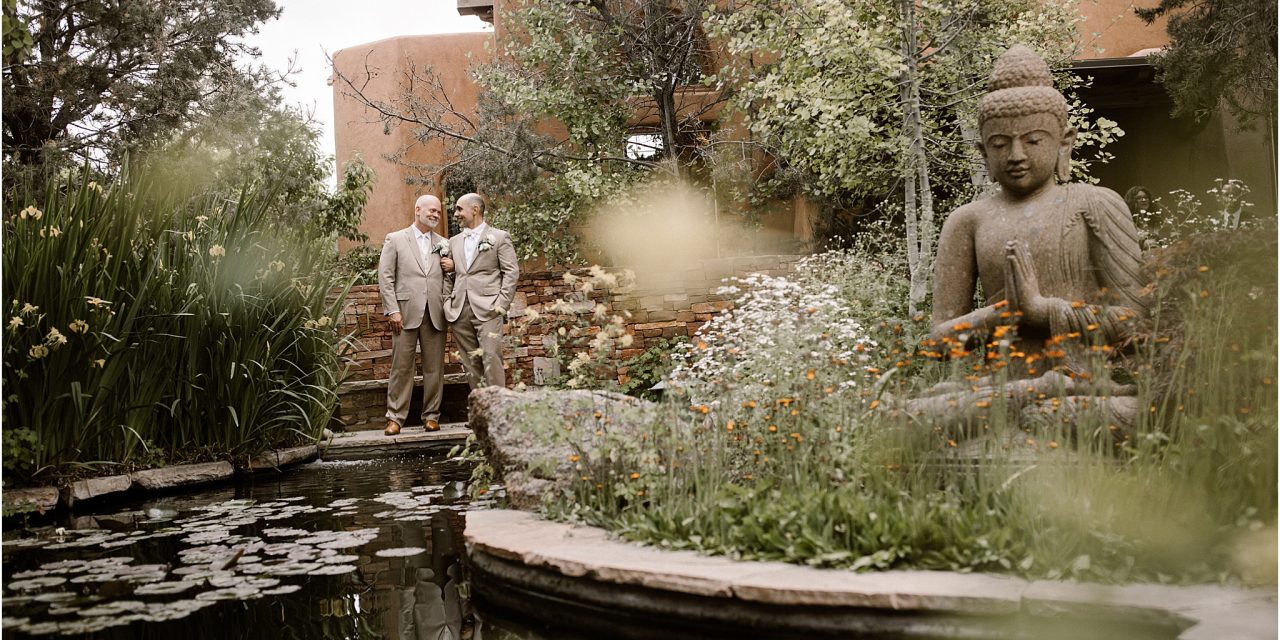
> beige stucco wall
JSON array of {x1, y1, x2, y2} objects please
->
[
  {"x1": 332, "y1": 32, "x2": 494, "y2": 252},
  {"x1": 1078, "y1": 0, "x2": 1169, "y2": 58}
]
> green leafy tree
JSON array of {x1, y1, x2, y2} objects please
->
[
  {"x1": 334, "y1": 0, "x2": 726, "y2": 265},
  {"x1": 145, "y1": 99, "x2": 375, "y2": 243},
  {"x1": 2, "y1": 0, "x2": 32, "y2": 65},
  {"x1": 708, "y1": 0, "x2": 1115, "y2": 317},
  {"x1": 2, "y1": 0, "x2": 280, "y2": 167},
  {"x1": 1137, "y1": 0, "x2": 1278, "y2": 130}
]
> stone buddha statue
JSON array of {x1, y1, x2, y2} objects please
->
[{"x1": 908, "y1": 45, "x2": 1147, "y2": 436}]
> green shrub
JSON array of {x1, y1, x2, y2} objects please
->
[
  {"x1": 544, "y1": 231, "x2": 1277, "y2": 584},
  {"x1": 2, "y1": 167, "x2": 352, "y2": 485}
]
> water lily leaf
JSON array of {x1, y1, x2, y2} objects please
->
[
  {"x1": 306, "y1": 564, "x2": 358, "y2": 576},
  {"x1": 375, "y1": 547, "x2": 428, "y2": 558},
  {"x1": 133, "y1": 581, "x2": 202, "y2": 595},
  {"x1": 8, "y1": 576, "x2": 69, "y2": 590}
]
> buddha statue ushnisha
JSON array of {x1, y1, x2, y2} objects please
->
[
  {"x1": 908, "y1": 45, "x2": 1147, "y2": 434},
  {"x1": 931, "y1": 44, "x2": 1145, "y2": 363}
]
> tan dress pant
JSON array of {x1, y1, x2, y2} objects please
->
[
  {"x1": 386, "y1": 318, "x2": 445, "y2": 426},
  {"x1": 451, "y1": 301, "x2": 506, "y2": 390}
]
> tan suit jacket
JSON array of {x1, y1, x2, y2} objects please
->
[
  {"x1": 444, "y1": 226, "x2": 519, "y2": 323},
  {"x1": 378, "y1": 226, "x2": 447, "y2": 331}
]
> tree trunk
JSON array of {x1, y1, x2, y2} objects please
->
[
  {"x1": 898, "y1": 0, "x2": 933, "y2": 320},
  {"x1": 658, "y1": 82, "x2": 682, "y2": 179}
]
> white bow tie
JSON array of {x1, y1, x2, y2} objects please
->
[{"x1": 463, "y1": 229, "x2": 475, "y2": 238}]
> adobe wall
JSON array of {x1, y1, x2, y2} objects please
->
[
  {"x1": 331, "y1": 32, "x2": 495, "y2": 252},
  {"x1": 1079, "y1": 0, "x2": 1168, "y2": 58}
]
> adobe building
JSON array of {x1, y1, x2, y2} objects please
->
[{"x1": 331, "y1": 0, "x2": 1276, "y2": 257}]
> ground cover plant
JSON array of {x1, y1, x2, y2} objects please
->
[
  {"x1": 2, "y1": 167, "x2": 352, "y2": 486},
  {"x1": 537, "y1": 201, "x2": 1276, "y2": 584}
]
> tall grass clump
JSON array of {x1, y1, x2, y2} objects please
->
[
  {"x1": 3, "y1": 166, "x2": 351, "y2": 486},
  {"x1": 541, "y1": 216, "x2": 1276, "y2": 584}
]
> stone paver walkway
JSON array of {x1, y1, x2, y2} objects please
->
[{"x1": 320, "y1": 422, "x2": 471, "y2": 458}]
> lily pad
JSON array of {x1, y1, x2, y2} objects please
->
[
  {"x1": 133, "y1": 581, "x2": 202, "y2": 595},
  {"x1": 307, "y1": 564, "x2": 358, "y2": 576},
  {"x1": 8, "y1": 576, "x2": 69, "y2": 591},
  {"x1": 375, "y1": 547, "x2": 428, "y2": 558}
]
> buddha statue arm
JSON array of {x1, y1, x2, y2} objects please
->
[
  {"x1": 1005, "y1": 187, "x2": 1147, "y2": 343},
  {"x1": 930, "y1": 208, "x2": 1009, "y2": 342}
]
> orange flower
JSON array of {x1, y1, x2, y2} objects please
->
[
  {"x1": 630, "y1": 472, "x2": 641, "y2": 479},
  {"x1": 726, "y1": 421, "x2": 736, "y2": 432},
  {"x1": 975, "y1": 400, "x2": 991, "y2": 408},
  {"x1": 806, "y1": 369, "x2": 815, "y2": 380},
  {"x1": 569, "y1": 454, "x2": 581, "y2": 462},
  {"x1": 869, "y1": 399, "x2": 880, "y2": 410},
  {"x1": 767, "y1": 425, "x2": 778, "y2": 433},
  {"x1": 1048, "y1": 440, "x2": 1059, "y2": 449},
  {"x1": 952, "y1": 321, "x2": 974, "y2": 331}
]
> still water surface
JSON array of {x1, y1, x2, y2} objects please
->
[{"x1": 1, "y1": 452, "x2": 547, "y2": 639}]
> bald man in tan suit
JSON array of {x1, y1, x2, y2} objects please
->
[
  {"x1": 443, "y1": 193, "x2": 519, "y2": 389},
  {"x1": 378, "y1": 194, "x2": 454, "y2": 436}
]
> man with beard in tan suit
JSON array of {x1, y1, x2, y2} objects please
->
[
  {"x1": 378, "y1": 194, "x2": 455, "y2": 436},
  {"x1": 444, "y1": 193, "x2": 519, "y2": 389}
]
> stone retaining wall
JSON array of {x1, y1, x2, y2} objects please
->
[{"x1": 334, "y1": 255, "x2": 803, "y2": 428}]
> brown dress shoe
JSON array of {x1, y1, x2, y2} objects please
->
[
  {"x1": 424, "y1": 420, "x2": 440, "y2": 432},
  {"x1": 383, "y1": 421, "x2": 401, "y2": 436}
]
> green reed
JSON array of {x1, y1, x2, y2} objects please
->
[{"x1": 3, "y1": 167, "x2": 351, "y2": 484}]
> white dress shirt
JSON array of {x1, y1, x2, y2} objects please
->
[
  {"x1": 463, "y1": 222, "x2": 488, "y2": 269},
  {"x1": 414, "y1": 226, "x2": 434, "y2": 273}
]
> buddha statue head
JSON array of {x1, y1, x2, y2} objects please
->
[{"x1": 977, "y1": 45, "x2": 1075, "y2": 196}]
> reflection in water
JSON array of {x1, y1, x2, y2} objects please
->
[{"x1": 1, "y1": 453, "x2": 493, "y2": 639}]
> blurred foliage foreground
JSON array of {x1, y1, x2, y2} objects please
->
[
  {"x1": 534, "y1": 218, "x2": 1276, "y2": 585},
  {"x1": 3, "y1": 166, "x2": 353, "y2": 487}
]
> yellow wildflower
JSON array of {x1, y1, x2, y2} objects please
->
[{"x1": 45, "y1": 328, "x2": 66, "y2": 346}]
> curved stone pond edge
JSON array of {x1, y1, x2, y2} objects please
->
[
  {"x1": 464, "y1": 509, "x2": 1276, "y2": 640},
  {"x1": 3, "y1": 424, "x2": 472, "y2": 515}
]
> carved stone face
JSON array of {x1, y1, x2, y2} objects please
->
[{"x1": 980, "y1": 113, "x2": 1072, "y2": 197}]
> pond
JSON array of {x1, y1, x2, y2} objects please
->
[{"x1": 0, "y1": 452, "x2": 548, "y2": 639}]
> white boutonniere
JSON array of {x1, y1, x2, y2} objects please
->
[
  {"x1": 478, "y1": 233, "x2": 496, "y2": 252},
  {"x1": 432, "y1": 239, "x2": 450, "y2": 256}
]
